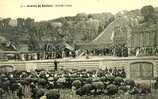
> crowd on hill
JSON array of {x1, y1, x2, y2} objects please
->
[
  {"x1": 0, "y1": 67, "x2": 153, "y2": 99},
  {"x1": 3, "y1": 44, "x2": 158, "y2": 61},
  {"x1": 86, "y1": 44, "x2": 128, "y2": 57},
  {"x1": 13, "y1": 48, "x2": 76, "y2": 61},
  {"x1": 85, "y1": 45, "x2": 158, "y2": 57},
  {"x1": 132, "y1": 47, "x2": 158, "y2": 56}
]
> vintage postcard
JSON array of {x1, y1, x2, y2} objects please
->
[{"x1": 0, "y1": 0, "x2": 158, "y2": 99}]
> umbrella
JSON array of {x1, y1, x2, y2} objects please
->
[{"x1": 48, "y1": 77, "x2": 54, "y2": 81}]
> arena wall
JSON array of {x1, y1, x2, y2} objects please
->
[{"x1": 0, "y1": 56, "x2": 158, "y2": 79}]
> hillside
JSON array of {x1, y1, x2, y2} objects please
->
[
  {"x1": 0, "y1": 13, "x2": 114, "y2": 51},
  {"x1": 0, "y1": 5, "x2": 158, "y2": 51}
]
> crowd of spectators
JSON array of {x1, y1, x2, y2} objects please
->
[
  {"x1": 14, "y1": 48, "x2": 76, "y2": 61},
  {"x1": 3, "y1": 44, "x2": 158, "y2": 61},
  {"x1": 130, "y1": 47, "x2": 158, "y2": 56},
  {"x1": 0, "y1": 67, "x2": 126, "y2": 98},
  {"x1": 0, "y1": 67, "x2": 152, "y2": 99},
  {"x1": 85, "y1": 45, "x2": 158, "y2": 57},
  {"x1": 85, "y1": 44, "x2": 128, "y2": 57}
]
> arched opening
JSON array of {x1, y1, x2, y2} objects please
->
[
  {"x1": 130, "y1": 62, "x2": 154, "y2": 80},
  {"x1": 0, "y1": 65, "x2": 14, "y2": 73}
]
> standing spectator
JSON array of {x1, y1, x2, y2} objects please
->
[
  {"x1": 148, "y1": 47, "x2": 153, "y2": 56},
  {"x1": 122, "y1": 45, "x2": 128, "y2": 57},
  {"x1": 105, "y1": 67, "x2": 108, "y2": 73},
  {"x1": 155, "y1": 47, "x2": 158, "y2": 56},
  {"x1": 109, "y1": 68, "x2": 113, "y2": 73},
  {"x1": 20, "y1": 53, "x2": 25, "y2": 61},
  {"x1": 86, "y1": 50, "x2": 90, "y2": 59},
  {"x1": 112, "y1": 47, "x2": 116, "y2": 56},
  {"x1": 75, "y1": 50, "x2": 79, "y2": 57},
  {"x1": 136, "y1": 47, "x2": 140, "y2": 56},
  {"x1": 47, "y1": 52, "x2": 52, "y2": 59},
  {"x1": 112, "y1": 67, "x2": 119, "y2": 77},
  {"x1": 54, "y1": 60, "x2": 59, "y2": 71},
  {"x1": 51, "y1": 51, "x2": 55, "y2": 59},
  {"x1": 141, "y1": 47, "x2": 146, "y2": 56},
  {"x1": 27, "y1": 53, "x2": 32, "y2": 60},
  {"x1": 17, "y1": 83, "x2": 24, "y2": 99},
  {"x1": 152, "y1": 47, "x2": 158, "y2": 56},
  {"x1": 72, "y1": 51, "x2": 76, "y2": 58},
  {"x1": 62, "y1": 50, "x2": 65, "y2": 58},
  {"x1": 120, "y1": 68, "x2": 126, "y2": 78},
  {"x1": 32, "y1": 53, "x2": 38, "y2": 60}
]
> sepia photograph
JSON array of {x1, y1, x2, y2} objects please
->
[{"x1": 0, "y1": 0, "x2": 158, "y2": 99}]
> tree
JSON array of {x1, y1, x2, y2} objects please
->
[
  {"x1": 24, "y1": 18, "x2": 34, "y2": 29},
  {"x1": 76, "y1": 13, "x2": 88, "y2": 21},
  {"x1": 0, "y1": 20, "x2": 3, "y2": 31},
  {"x1": 1, "y1": 18, "x2": 11, "y2": 31},
  {"x1": 140, "y1": 5, "x2": 155, "y2": 23},
  {"x1": 17, "y1": 18, "x2": 24, "y2": 28},
  {"x1": 28, "y1": 24, "x2": 43, "y2": 50}
]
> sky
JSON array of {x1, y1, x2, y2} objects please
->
[{"x1": 0, "y1": 0, "x2": 158, "y2": 21}]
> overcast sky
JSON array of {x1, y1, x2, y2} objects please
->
[{"x1": 0, "y1": 0, "x2": 158, "y2": 21}]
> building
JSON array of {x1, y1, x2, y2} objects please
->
[{"x1": 128, "y1": 25, "x2": 158, "y2": 48}]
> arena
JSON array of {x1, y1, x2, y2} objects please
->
[{"x1": 1, "y1": 5, "x2": 158, "y2": 99}]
